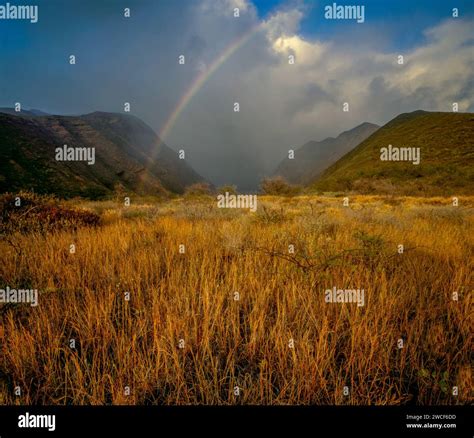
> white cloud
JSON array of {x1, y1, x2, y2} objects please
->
[
  {"x1": 263, "y1": 8, "x2": 304, "y2": 40},
  {"x1": 198, "y1": 0, "x2": 254, "y2": 17}
]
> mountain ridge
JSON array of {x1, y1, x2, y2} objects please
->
[
  {"x1": 310, "y1": 111, "x2": 474, "y2": 195},
  {"x1": 0, "y1": 110, "x2": 206, "y2": 198},
  {"x1": 273, "y1": 122, "x2": 380, "y2": 184}
]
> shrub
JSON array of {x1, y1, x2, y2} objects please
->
[
  {"x1": 260, "y1": 176, "x2": 302, "y2": 196},
  {"x1": 217, "y1": 184, "x2": 238, "y2": 195},
  {"x1": 253, "y1": 204, "x2": 287, "y2": 225},
  {"x1": 0, "y1": 191, "x2": 100, "y2": 235},
  {"x1": 184, "y1": 182, "x2": 213, "y2": 197}
]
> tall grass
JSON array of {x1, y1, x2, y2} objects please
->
[{"x1": 0, "y1": 195, "x2": 472, "y2": 405}]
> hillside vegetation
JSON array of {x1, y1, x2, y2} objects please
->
[
  {"x1": 0, "y1": 112, "x2": 204, "y2": 198},
  {"x1": 311, "y1": 111, "x2": 474, "y2": 195}
]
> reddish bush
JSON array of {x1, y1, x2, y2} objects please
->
[{"x1": 0, "y1": 191, "x2": 100, "y2": 234}]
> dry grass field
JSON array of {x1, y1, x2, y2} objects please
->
[{"x1": 0, "y1": 194, "x2": 472, "y2": 405}]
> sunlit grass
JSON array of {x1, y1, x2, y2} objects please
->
[{"x1": 0, "y1": 195, "x2": 472, "y2": 405}]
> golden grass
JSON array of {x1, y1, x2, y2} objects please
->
[{"x1": 0, "y1": 195, "x2": 472, "y2": 405}]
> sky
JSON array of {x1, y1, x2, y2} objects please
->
[{"x1": 1, "y1": 0, "x2": 473, "y2": 190}]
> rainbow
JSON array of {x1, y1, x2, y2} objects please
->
[
  {"x1": 158, "y1": 23, "x2": 263, "y2": 144},
  {"x1": 137, "y1": 22, "x2": 265, "y2": 192}
]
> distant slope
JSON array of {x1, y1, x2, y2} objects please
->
[
  {"x1": 311, "y1": 111, "x2": 474, "y2": 195},
  {"x1": 273, "y1": 122, "x2": 379, "y2": 184},
  {"x1": 29, "y1": 109, "x2": 51, "y2": 116},
  {"x1": 0, "y1": 111, "x2": 205, "y2": 198},
  {"x1": 0, "y1": 108, "x2": 42, "y2": 117}
]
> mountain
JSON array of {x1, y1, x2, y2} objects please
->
[
  {"x1": 29, "y1": 109, "x2": 51, "y2": 116},
  {"x1": 311, "y1": 111, "x2": 474, "y2": 195},
  {"x1": 0, "y1": 108, "x2": 44, "y2": 117},
  {"x1": 0, "y1": 111, "x2": 205, "y2": 198},
  {"x1": 273, "y1": 122, "x2": 379, "y2": 184}
]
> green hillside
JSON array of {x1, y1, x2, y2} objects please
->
[{"x1": 311, "y1": 111, "x2": 474, "y2": 195}]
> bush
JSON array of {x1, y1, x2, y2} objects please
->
[
  {"x1": 253, "y1": 204, "x2": 286, "y2": 224},
  {"x1": 217, "y1": 184, "x2": 237, "y2": 195},
  {"x1": 260, "y1": 177, "x2": 302, "y2": 196},
  {"x1": 184, "y1": 182, "x2": 213, "y2": 197},
  {"x1": 0, "y1": 191, "x2": 100, "y2": 235}
]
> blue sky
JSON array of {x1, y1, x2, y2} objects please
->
[
  {"x1": 0, "y1": 0, "x2": 473, "y2": 189},
  {"x1": 2, "y1": 0, "x2": 473, "y2": 70},
  {"x1": 253, "y1": 0, "x2": 474, "y2": 48}
]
